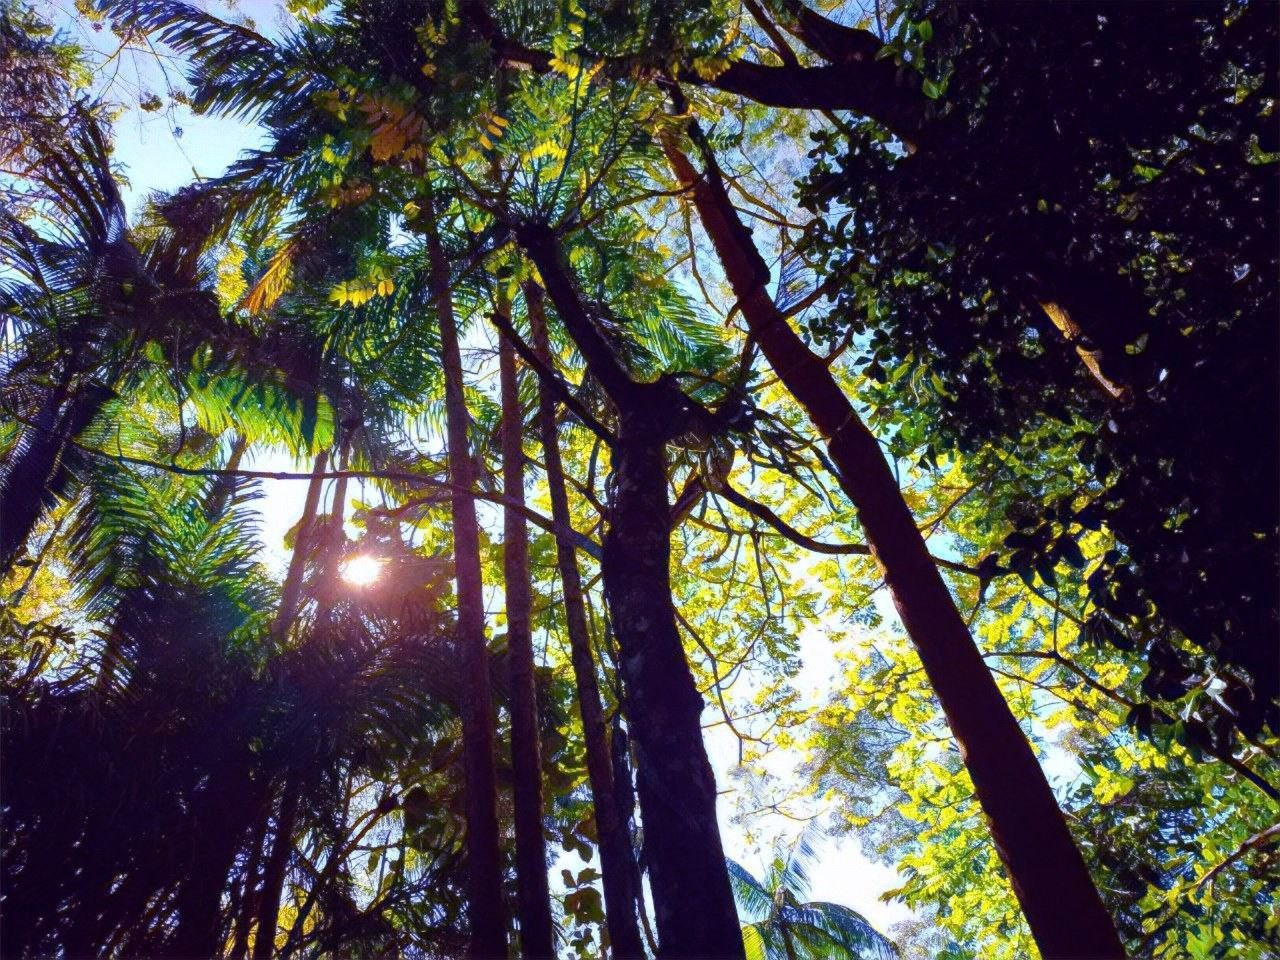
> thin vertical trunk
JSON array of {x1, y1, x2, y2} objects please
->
[
  {"x1": 274, "y1": 451, "x2": 329, "y2": 640},
  {"x1": 425, "y1": 200, "x2": 507, "y2": 960},
  {"x1": 525, "y1": 284, "x2": 646, "y2": 959},
  {"x1": 499, "y1": 329, "x2": 557, "y2": 960},
  {"x1": 662, "y1": 134, "x2": 1124, "y2": 960},
  {"x1": 251, "y1": 781, "x2": 301, "y2": 960},
  {"x1": 517, "y1": 229, "x2": 744, "y2": 960},
  {"x1": 206, "y1": 434, "x2": 249, "y2": 520},
  {"x1": 609, "y1": 709, "x2": 657, "y2": 955},
  {"x1": 230, "y1": 809, "x2": 270, "y2": 959},
  {"x1": 314, "y1": 438, "x2": 352, "y2": 619}
]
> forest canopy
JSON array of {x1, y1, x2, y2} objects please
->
[{"x1": 1, "y1": 1, "x2": 1276, "y2": 959}]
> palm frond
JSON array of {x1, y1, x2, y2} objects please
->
[
  {"x1": 728, "y1": 858, "x2": 775, "y2": 922},
  {"x1": 787, "y1": 902, "x2": 898, "y2": 960}
]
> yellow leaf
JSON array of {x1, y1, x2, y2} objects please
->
[
  {"x1": 242, "y1": 240, "x2": 298, "y2": 315},
  {"x1": 371, "y1": 122, "x2": 407, "y2": 162}
]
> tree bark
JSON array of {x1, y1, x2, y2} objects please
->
[
  {"x1": 425, "y1": 201, "x2": 508, "y2": 960},
  {"x1": 517, "y1": 228, "x2": 745, "y2": 960},
  {"x1": 206, "y1": 434, "x2": 250, "y2": 520},
  {"x1": 525, "y1": 283, "x2": 646, "y2": 959},
  {"x1": 603, "y1": 409, "x2": 745, "y2": 960},
  {"x1": 274, "y1": 451, "x2": 329, "y2": 640},
  {"x1": 166, "y1": 775, "x2": 257, "y2": 960},
  {"x1": 662, "y1": 135, "x2": 1125, "y2": 960},
  {"x1": 499, "y1": 326, "x2": 557, "y2": 959},
  {"x1": 251, "y1": 780, "x2": 301, "y2": 960}
]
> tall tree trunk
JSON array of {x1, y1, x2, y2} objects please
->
[
  {"x1": 425, "y1": 201, "x2": 508, "y2": 960},
  {"x1": 166, "y1": 775, "x2": 257, "y2": 960},
  {"x1": 274, "y1": 451, "x2": 329, "y2": 640},
  {"x1": 230, "y1": 808, "x2": 270, "y2": 959},
  {"x1": 609, "y1": 710, "x2": 657, "y2": 955},
  {"x1": 206, "y1": 434, "x2": 249, "y2": 520},
  {"x1": 662, "y1": 135, "x2": 1125, "y2": 960},
  {"x1": 525, "y1": 284, "x2": 646, "y2": 959},
  {"x1": 251, "y1": 780, "x2": 301, "y2": 960},
  {"x1": 499, "y1": 327, "x2": 557, "y2": 959},
  {"x1": 603, "y1": 410, "x2": 745, "y2": 960},
  {"x1": 517, "y1": 230, "x2": 744, "y2": 960}
]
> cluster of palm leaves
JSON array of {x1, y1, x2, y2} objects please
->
[{"x1": 729, "y1": 829, "x2": 896, "y2": 960}]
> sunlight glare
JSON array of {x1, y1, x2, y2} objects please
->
[{"x1": 340, "y1": 554, "x2": 383, "y2": 587}]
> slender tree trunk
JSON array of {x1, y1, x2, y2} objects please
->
[
  {"x1": 525, "y1": 284, "x2": 646, "y2": 959},
  {"x1": 609, "y1": 711, "x2": 657, "y2": 955},
  {"x1": 251, "y1": 780, "x2": 301, "y2": 960},
  {"x1": 425, "y1": 201, "x2": 507, "y2": 959},
  {"x1": 206, "y1": 434, "x2": 250, "y2": 520},
  {"x1": 517, "y1": 231, "x2": 744, "y2": 960},
  {"x1": 662, "y1": 135, "x2": 1125, "y2": 960},
  {"x1": 274, "y1": 451, "x2": 329, "y2": 639},
  {"x1": 313, "y1": 437, "x2": 353, "y2": 618},
  {"x1": 499, "y1": 327, "x2": 557, "y2": 959},
  {"x1": 230, "y1": 809, "x2": 270, "y2": 959},
  {"x1": 166, "y1": 776, "x2": 257, "y2": 960}
]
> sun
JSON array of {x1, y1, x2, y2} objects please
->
[{"x1": 340, "y1": 554, "x2": 384, "y2": 587}]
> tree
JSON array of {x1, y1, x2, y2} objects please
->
[
  {"x1": 659, "y1": 124, "x2": 1123, "y2": 958},
  {"x1": 424, "y1": 199, "x2": 508, "y2": 958},
  {"x1": 499, "y1": 305, "x2": 557, "y2": 959},
  {"x1": 729, "y1": 830, "x2": 896, "y2": 960},
  {"x1": 796, "y1": 0, "x2": 1279, "y2": 740}
]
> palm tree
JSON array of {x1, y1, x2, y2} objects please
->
[
  {"x1": 728, "y1": 831, "x2": 896, "y2": 960},
  {"x1": 0, "y1": 109, "x2": 222, "y2": 570}
]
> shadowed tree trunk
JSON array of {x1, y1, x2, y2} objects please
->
[
  {"x1": 425, "y1": 199, "x2": 507, "y2": 960},
  {"x1": 499, "y1": 322, "x2": 556, "y2": 959},
  {"x1": 274, "y1": 451, "x2": 329, "y2": 639},
  {"x1": 517, "y1": 227, "x2": 744, "y2": 960},
  {"x1": 662, "y1": 132, "x2": 1124, "y2": 960},
  {"x1": 166, "y1": 772, "x2": 260, "y2": 960},
  {"x1": 251, "y1": 778, "x2": 301, "y2": 960},
  {"x1": 230, "y1": 808, "x2": 269, "y2": 959},
  {"x1": 525, "y1": 283, "x2": 647, "y2": 959},
  {"x1": 206, "y1": 434, "x2": 249, "y2": 520},
  {"x1": 602, "y1": 407, "x2": 744, "y2": 960}
]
